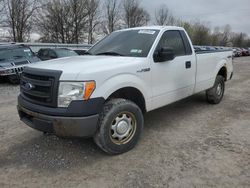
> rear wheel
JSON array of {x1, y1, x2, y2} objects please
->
[
  {"x1": 206, "y1": 75, "x2": 225, "y2": 104},
  {"x1": 94, "y1": 98, "x2": 144, "y2": 155}
]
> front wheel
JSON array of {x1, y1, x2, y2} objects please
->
[
  {"x1": 206, "y1": 75, "x2": 225, "y2": 104},
  {"x1": 94, "y1": 99, "x2": 144, "y2": 155}
]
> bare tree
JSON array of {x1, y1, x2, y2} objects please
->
[
  {"x1": 37, "y1": 0, "x2": 68, "y2": 43},
  {"x1": 231, "y1": 32, "x2": 247, "y2": 47},
  {"x1": 0, "y1": 0, "x2": 4, "y2": 14},
  {"x1": 4, "y1": 0, "x2": 39, "y2": 42},
  {"x1": 86, "y1": 0, "x2": 99, "y2": 44},
  {"x1": 68, "y1": 0, "x2": 88, "y2": 43},
  {"x1": 123, "y1": 0, "x2": 150, "y2": 28},
  {"x1": 155, "y1": 5, "x2": 175, "y2": 26},
  {"x1": 102, "y1": 0, "x2": 120, "y2": 34},
  {"x1": 37, "y1": 0, "x2": 88, "y2": 43},
  {"x1": 210, "y1": 26, "x2": 220, "y2": 46},
  {"x1": 190, "y1": 21, "x2": 211, "y2": 45},
  {"x1": 220, "y1": 24, "x2": 231, "y2": 46},
  {"x1": 0, "y1": 1, "x2": 4, "y2": 25}
]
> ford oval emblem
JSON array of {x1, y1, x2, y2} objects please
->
[{"x1": 24, "y1": 83, "x2": 34, "y2": 91}]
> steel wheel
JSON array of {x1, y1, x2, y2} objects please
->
[
  {"x1": 109, "y1": 111, "x2": 137, "y2": 145},
  {"x1": 206, "y1": 75, "x2": 225, "y2": 104},
  {"x1": 216, "y1": 83, "x2": 223, "y2": 96},
  {"x1": 94, "y1": 99, "x2": 144, "y2": 155}
]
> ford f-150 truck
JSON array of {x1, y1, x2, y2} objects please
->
[{"x1": 17, "y1": 26, "x2": 233, "y2": 154}]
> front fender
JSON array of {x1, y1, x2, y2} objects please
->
[{"x1": 91, "y1": 73, "x2": 150, "y2": 108}]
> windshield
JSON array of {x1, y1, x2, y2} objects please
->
[
  {"x1": 88, "y1": 29, "x2": 160, "y2": 57},
  {"x1": 55, "y1": 49, "x2": 78, "y2": 58},
  {"x1": 0, "y1": 47, "x2": 35, "y2": 62}
]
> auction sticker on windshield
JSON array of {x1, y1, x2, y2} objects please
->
[
  {"x1": 138, "y1": 30, "x2": 156, "y2": 35},
  {"x1": 130, "y1": 49, "x2": 143, "y2": 54}
]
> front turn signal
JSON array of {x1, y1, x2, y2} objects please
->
[{"x1": 83, "y1": 81, "x2": 96, "y2": 100}]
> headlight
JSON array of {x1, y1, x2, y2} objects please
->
[{"x1": 58, "y1": 81, "x2": 95, "y2": 107}]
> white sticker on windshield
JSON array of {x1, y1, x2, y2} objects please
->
[
  {"x1": 130, "y1": 49, "x2": 142, "y2": 53},
  {"x1": 24, "y1": 49, "x2": 31, "y2": 52},
  {"x1": 138, "y1": 30, "x2": 156, "y2": 35}
]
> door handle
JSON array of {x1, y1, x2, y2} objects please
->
[{"x1": 186, "y1": 61, "x2": 191, "y2": 69}]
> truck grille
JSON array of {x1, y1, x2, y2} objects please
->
[
  {"x1": 20, "y1": 67, "x2": 62, "y2": 107},
  {"x1": 14, "y1": 66, "x2": 24, "y2": 74}
]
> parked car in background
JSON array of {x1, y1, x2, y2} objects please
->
[
  {"x1": 193, "y1": 46, "x2": 202, "y2": 52},
  {"x1": 234, "y1": 48, "x2": 242, "y2": 57},
  {"x1": 73, "y1": 49, "x2": 88, "y2": 55},
  {"x1": 233, "y1": 48, "x2": 238, "y2": 57},
  {"x1": 0, "y1": 44, "x2": 40, "y2": 84},
  {"x1": 241, "y1": 48, "x2": 249, "y2": 56},
  {"x1": 205, "y1": 46, "x2": 216, "y2": 51},
  {"x1": 37, "y1": 48, "x2": 78, "y2": 61}
]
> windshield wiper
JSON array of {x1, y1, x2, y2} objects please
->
[{"x1": 96, "y1": 51, "x2": 124, "y2": 56}]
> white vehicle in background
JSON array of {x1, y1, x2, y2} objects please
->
[{"x1": 17, "y1": 26, "x2": 233, "y2": 154}]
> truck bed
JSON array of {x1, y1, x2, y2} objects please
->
[{"x1": 195, "y1": 50, "x2": 233, "y2": 93}]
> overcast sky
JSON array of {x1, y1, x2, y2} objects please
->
[{"x1": 142, "y1": 0, "x2": 250, "y2": 36}]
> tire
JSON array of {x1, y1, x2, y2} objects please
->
[
  {"x1": 8, "y1": 75, "x2": 20, "y2": 84},
  {"x1": 206, "y1": 75, "x2": 225, "y2": 104},
  {"x1": 94, "y1": 98, "x2": 144, "y2": 155}
]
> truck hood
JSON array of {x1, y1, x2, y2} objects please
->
[{"x1": 27, "y1": 55, "x2": 145, "y2": 80}]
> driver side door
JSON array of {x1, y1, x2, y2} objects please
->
[{"x1": 151, "y1": 30, "x2": 196, "y2": 110}]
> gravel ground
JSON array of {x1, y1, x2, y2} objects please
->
[{"x1": 0, "y1": 57, "x2": 250, "y2": 188}]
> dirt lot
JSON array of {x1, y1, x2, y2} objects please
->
[{"x1": 0, "y1": 57, "x2": 250, "y2": 188}]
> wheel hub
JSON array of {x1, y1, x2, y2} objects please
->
[
  {"x1": 216, "y1": 83, "x2": 222, "y2": 96},
  {"x1": 116, "y1": 121, "x2": 129, "y2": 135},
  {"x1": 110, "y1": 112, "x2": 136, "y2": 144}
]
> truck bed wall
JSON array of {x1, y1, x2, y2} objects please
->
[{"x1": 194, "y1": 50, "x2": 233, "y2": 93}]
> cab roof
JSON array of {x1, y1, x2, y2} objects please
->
[{"x1": 117, "y1": 26, "x2": 184, "y2": 32}]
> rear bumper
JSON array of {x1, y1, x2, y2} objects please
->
[{"x1": 17, "y1": 105, "x2": 99, "y2": 137}]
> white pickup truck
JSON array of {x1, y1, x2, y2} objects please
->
[{"x1": 17, "y1": 26, "x2": 233, "y2": 154}]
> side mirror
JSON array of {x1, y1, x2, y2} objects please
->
[{"x1": 154, "y1": 47, "x2": 175, "y2": 62}]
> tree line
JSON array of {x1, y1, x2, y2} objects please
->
[{"x1": 0, "y1": 0, "x2": 249, "y2": 47}]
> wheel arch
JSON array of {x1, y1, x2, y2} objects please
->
[
  {"x1": 217, "y1": 66, "x2": 227, "y2": 81},
  {"x1": 107, "y1": 87, "x2": 147, "y2": 113}
]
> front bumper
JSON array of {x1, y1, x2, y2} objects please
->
[
  {"x1": 18, "y1": 105, "x2": 99, "y2": 137},
  {"x1": 17, "y1": 96, "x2": 105, "y2": 137}
]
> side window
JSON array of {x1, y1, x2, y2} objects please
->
[
  {"x1": 157, "y1": 30, "x2": 186, "y2": 56},
  {"x1": 43, "y1": 49, "x2": 49, "y2": 57},
  {"x1": 49, "y1": 50, "x2": 57, "y2": 58},
  {"x1": 180, "y1": 30, "x2": 192, "y2": 55},
  {"x1": 38, "y1": 49, "x2": 44, "y2": 57}
]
